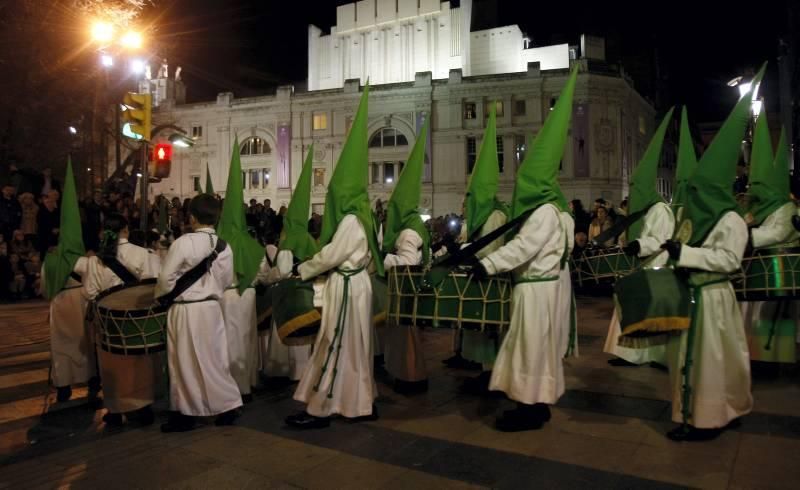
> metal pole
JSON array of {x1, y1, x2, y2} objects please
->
[
  {"x1": 140, "y1": 142, "x2": 148, "y2": 231},
  {"x1": 115, "y1": 104, "x2": 122, "y2": 177}
]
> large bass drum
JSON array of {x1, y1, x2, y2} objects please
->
[
  {"x1": 573, "y1": 247, "x2": 640, "y2": 286},
  {"x1": 734, "y1": 247, "x2": 800, "y2": 301},
  {"x1": 94, "y1": 278, "x2": 168, "y2": 355}
]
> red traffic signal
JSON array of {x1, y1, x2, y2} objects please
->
[{"x1": 152, "y1": 143, "x2": 172, "y2": 179}]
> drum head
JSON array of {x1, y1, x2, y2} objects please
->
[{"x1": 96, "y1": 278, "x2": 167, "y2": 315}]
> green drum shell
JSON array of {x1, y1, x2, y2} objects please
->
[
  {"x1": 271, "y1": 278, "x2": 321, "y2": 346},
  {"x1": 255, "y1": 285, "x2": 273, "y2": 332},
  {"x1": 387, "y1": 266, "x2": 512, "y2": 332},
  {"x1": 734, "y1": 247, "x2": 800, "y2": 301},
  {"x1": 94, "y1": 279, "x2": 168, "y2": 355},
  {"x1": 372, "y1": 274, "x2": 388, "y2": 327},
  {"x1": 574, "y1": 248, "x2": 640, "y2": 286}
]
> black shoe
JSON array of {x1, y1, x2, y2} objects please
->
[
  {"x1": 161, "y1": 413, "x2": 196, "y2": 433},
  {"x1": 129, "y1": 406, "x2": 155, "y2": 426},
  {"x1": 393, "y1": 379, "x2": 429, "y2": 395},
  {"x1": 241, "y1": 394, "x2": 253, "y2": 404},
  {"x1": 285, "y1": 411, "x2": 331, "y2": 430},
  {"x1": 460, "y1": 371, "x2": 492, "y2": 396},
  {"x1": 533, "y1": 403, "x2": 551, "y2": 422},
  {"x1": 87, "y1": 392, "x2": 104, "y2": 410},
  {"x1": 102, "y1": 412, "x2": 124, "y2": 427},
  {"x1": 348, "y1": 405, "x2": 379, "y2": 423},
  {"x1": 56, "y1": 386, "x2": 72, "y2": 402},
  {"x1": 649, "y1": 362, "x2": 668, "y2": 372},
  {"x1": 608, "y1": 357, "x2": 639, "y2": 367},
  {"x1": 666, "y1": 424, "x2": 722, "y2": 442},
  {"x1": 215, "y1": 410, "x2": 239, "y2": 426},
  {"x1": 442, "y1": 354, "x2": 482, "y2": 370},
  {"x1": 260, "y1": 376, "x2": 295, "y2": 392},
  {"x1": 495, "y1": 407, "x2": 545, "y2": 432}
]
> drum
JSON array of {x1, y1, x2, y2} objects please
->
[
  {"x1": 734, "y1": 247, "x2": 800, "y2": 301},
  {"x1": 615, "y1": 268, "x2": 691, "y2": 348},
  {"x1": 386, "y1": 266, "x2": 512, "y2": 332},
  {"x1": 372, "y1": 274, "x2": 388, "y2": 328},
  {"x1": 271, "y1": 278, "x2": 322, "y2": 346},
  {"x1": 94, "y1": 279, "x2": 168, "y2": 355},
  {"x1": 255, "y1": 285, "x2": 273, "y2": 332},
  {"x1": 574, "y1": 247, "x2": 640, "y2": 286}
]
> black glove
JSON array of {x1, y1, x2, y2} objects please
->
[
  {"x1": 792, "y1": 214, "x2": 800, "y2": 232},
  {"x1": 291, "y1": 262, "x2": 301, "y2": 277},
  {"x1": 661, "y1": 239, "x2": 682, "y2": 261},
  {"x1": 622, "y1": 240, "x2": 640, "y2": 257},
  {"x1": 468, "y1": 262, "x2": 488, "y2": 281},
  {"x1": 445, "y1": 236, "x2": 460, "y2": 256}
]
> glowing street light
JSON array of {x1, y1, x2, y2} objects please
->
[
  {"x1": 130, "y1": 59, "x2": 145, "y2": 74},
  {"x1": 121, "y1": 31, "x2": 143, "y2": 49},
  {"x1": 68, "y1": 126, "x2": 78, "y2": 135},
  {"x1": 91, "y1": 21, "x2": 114, "y2": 43},
  {"x1": 100, "y1": 54, "x2": 114, "y2": 67}
]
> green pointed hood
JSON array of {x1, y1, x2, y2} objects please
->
[
  {"x1": 279, "y1": 145, "x2": 320, "y2": 261},
  {"x1": 318, "y1": 83, "x2": 384, "y2": 276},
  {"x1": 383, "y1": 117, "x2": 431, "y2": 265},
  {"x1": 205, "y1": 163, "x2": 215, "y2": 195},
  {"x1": 748, "y1": 108, "x2": 789, "y2": 224},
  {"x1": 683, "y1": 62, "x2": 766, "y2": 246},
  {"x1": 465, "y1": 103, "x2": 499, "y2": 238},
  {"x1": 511, "y1": 66, "x2": 578, "y2": 220},
  {"x1": 627, "y1": 107, "x2": 674, "y2": 241},
  {"x1": 43, "y1": 159, "x2": 85, "y2": 299},
  {"x1": 671, "y1": 106, "x2": 698, "y2": 213},
  {"x1": 217, "y1": 137, "x2": 266, "y2": 293}
]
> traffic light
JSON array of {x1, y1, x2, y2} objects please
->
[
  {"x1": 121, "y1": 92, "x2": 152, "y2": 141},
  {"x1": 152, "y1": 143, "x2": 172, "y2": 178}
]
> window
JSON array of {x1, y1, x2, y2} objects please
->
[
  {"x1": 550, "y1": 98, "x2": 557, "y2": 111},
  {"x1": 263, "y1": 169, "x2": 271, "y2": 187},
  {"x1": 191, "y1": 125, "x2": 203, "y2": 138},
  {"x1": 369, "y1": 128, "x2": 408, "y2": 148},
  {"x1": 485, "y1": 101, "x2": 504, "y2": 118},
  {"x1": 313, "y1": 112, "x2": 328, "y2": 130},
  {"x1": 514, "y1": 135, "x2": 527, "y2": 166},
  {"x1": 192, "y1": 175, "x2": 201, "y2": 192},
  {"x1": 242, "y1": 167, "x2": 271, "y2": 190},
  {"x1": 371, "y1": 163, "x2": 381, "y2": 184},
  {"x1": 466, "y1": 137, "x2": 477, "y2": 173},
  {"x1": 250, "y1": 169, "x2": 262, "y2": 189},
  {"x1": 513, "y1": 100, "x2": 526, "y2": 116},
  {"x1": 464, "y1": 102, "x2": 476, "y2": 120},
  {"x1": 313, "y1": 168, "x2": 326, "y2": 187},
  {"x1": 241, "y1": 137, "x2": 271, "y2": 156},
  {"x1": 383, "y1": 162, "x2": 396, "y2": 184},
  {"x1": 496, "y1": 136, "x2": 504, "y2": 173}
]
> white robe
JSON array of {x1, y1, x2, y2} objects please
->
[
  {"x1": 222, "y1": 257, "x2": 279, "y2": 395},
  {"x1": 294, "y1": 215, "x2": 376, "y2": 418},
  {"x1": 483, "y1": 203, "x2": 567, "y2": 405},
  {"x1": 259, "y1": 248, "x2": 312, "y2": 380},
  {"x1": 44, "y1": 256, "x2": 94, "y2": 388},
  {"x1": 741, "y1": 202, "x2": 800, "y2": 362},
  {"x1": 604, "y1": 202, "x2": 674, "y2": 364},
  {"x1": 383, "y1": 229, "x2": 427, "y2": 382},
  {"x1": 85, "y1": 240, "x2": 162, "y2": 414},
  {"x1": 462, "y1": 209, "x2": 508, "y2": 368},
  {"x1": 667, "y1": 211, "x2": 752, "y2": 428},
  {"x1": 557, "y1": 211, "x2": 578, "y2": 358},
  {"x1": 155, "y1": 228, "x2": 242, "y2": 416}
]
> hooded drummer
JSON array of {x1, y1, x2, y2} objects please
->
[
  {"x1": 40, "y1": 161, "x2": 101, "y2": 407},
  {"x1": 604, "y1": 108, "x2": 677, "y2": 367},
  {"x1": 658, "y1": 65, "x2": 766, "y2": 441},
  {"x1": 286, "y1": 84, "x2": 383, "y2": 429},
  {"x1": 382, "y1": 116, "x2": 432, "y2": 394},
  {"x1": 740, "y1": 112, "x2": 799, "y2": 365},
  {"x1": 468, "y1": 67, "x2": 578, "y2": 431}
]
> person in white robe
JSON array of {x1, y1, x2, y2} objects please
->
[
  {"x1": 85, "y1": 214, "x2": 161, "y2": 427},
  {"x1": 557, "y1": 209, "x2": 578, "y2": 358},
  {"x1": 156, "y1": 195, "x2": 242, "y2": 432}
]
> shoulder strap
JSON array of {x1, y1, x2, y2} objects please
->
[
  {"x1": 69, "y1": 271, "x2": 82, "y2": 284},
  {"x1": 158, "y1": 237, "x2": 227, "y2": 306},
  {"x1": 102, "y1": 256, "x2": 138, "y2": 285}
]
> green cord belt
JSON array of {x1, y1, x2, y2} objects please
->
[{"x1": 313, "y1": 266, "x2": 365, "y2": 398}]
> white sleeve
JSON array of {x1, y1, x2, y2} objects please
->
[
  {"x1": 637, "y1": 204, "x2": 676, "y2": 257},
  {"x1": 298, "y1": 215, "x2": 365, "y2": 281},
  {"x1": 751, "y1": 203, "x2": 798, "y2": 249},
  {"x1": 155, "y1": 238, "x2": 187, "y2": 298},
  {"x1": 254, "y1": 256, "x2": 282, "y2": 285},
  {"x1": 384, "y1": 230, "x2": 423, "y2": 269},
  {"x1": 677, "y1": 212, "x2": 747, "y2": 274},
  {"x1": 477, "y1": 210, "x2": 508, "y2": 258},
  {"x1": 480, "y1": 206, "x2": 558, "y2": 275}
]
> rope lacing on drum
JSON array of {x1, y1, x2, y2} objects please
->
[{"x1": 313, "y1": 267, "x2": 364, "y2": 398}]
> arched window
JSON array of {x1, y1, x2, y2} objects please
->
[
  {"x1": 369, "y1": 127, "x2": 408, "y2": 148},
  {"x1": 241, "y1": 137, "x2": 271, "y2": 156}
]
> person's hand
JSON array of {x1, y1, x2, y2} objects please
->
[
  {"x1": 660, "y1": 240, "x2": 682, "y2": 261},
  {"x1": 291, "y1": 262, "x2": 301, "y2": 277},
  {"x1": 743, "y1": 212, "x2": 755, "y2": 226},
  {"x1": 622, "y1": 240, "x2": 640, "y2": 257}
]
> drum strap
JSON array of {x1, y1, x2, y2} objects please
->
[
  {"x1": 158, "y1": 238, "x2": 228, "y2": 307},
  {"x1": 513, "y1": 276, "x2": 558, "y2": 285},
  {"x1": 69, "y1": 272, "x2": 82, "y2": 283},
  {"x1": 102, "y1": 257, "x2": 138, "y2": 286},
  {"x1": 313, "y1": 266, "x2": 365, "y2": 397}
]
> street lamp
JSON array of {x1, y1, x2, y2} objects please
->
[
  {"x1": 100, "y1": 54, "x2": 114, "y2": 67},
  {"x1": 130, "y1": 59, "x2": 145, "y2": 75},
  {"x1": 91, "y1": 21, "x2": 114, "y2": 43},
  {"x1": 120, "y1": 31, "x2": 143, "y2": 50},
  {"x1": 68, "y1": 126, "x2": 78, "y2": 135},
  {"x1": 168, "y1": 133, "x2": 195, "y2": 148}
]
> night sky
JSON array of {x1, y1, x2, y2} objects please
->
[{"x1": 140, "y1": 0, "x2": 795, "y2": 121}]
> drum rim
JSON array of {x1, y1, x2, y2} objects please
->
[
  {"x1": 749, "y1": 246, "x2": 800, "y2": 256},
  {"x1": 95, "y1": 277, "x2": 169, "y2": 316}
]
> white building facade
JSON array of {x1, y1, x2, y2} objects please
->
[{"x1": 134, "y1": 1, "x2": 655, "y2": 216}]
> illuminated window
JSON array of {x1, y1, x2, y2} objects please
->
[
  {"x1": 514, "y1": 135, "x2": 527, "y2": 166},
  {"x1": 369, "y1": 128, "x2": 408, "y2": 148},
  {"x1": 485, "y1": 101, "x2": 504, "y2": 117},
  {"x1": 513, "y1": 100, "x2": 526, "y2": 116},
  {"x1": 466, "y1": 137, "x2": 477, "y2": 173},
  {"x1": 263, "y1": 169, "x2": 271, "y2": 187},
  {"x1": 464, "y1": 102, "x2": 476, "y2": 120},
  {"x1": 191, "y1": 125, "x2": 203, "y2": 138},
  {"x1": 313, "y1": 168, "x2": 326, "y2": 187},
  {"x1": 313, "y1": 112, "x2": 328, "y2": 130},
  {"x1": 241, "y1": 137, "x2": 271, "y2": 156},
  {"x1": 496, "y1": 136, "x2": 504, "y2": 173},
  {"x1": 192, "y1": 175, "x2": 201, "y2": 192},
  {"x1": 371, "y1": 164, "x2": 381, "y2": 184},
  {"x1": 384, "y1": 162, "x2": 396, "y2": 184}
]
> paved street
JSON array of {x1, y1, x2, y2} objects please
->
[{"x1": 0, "y1": 296, "x2": 799, "y2": 489}]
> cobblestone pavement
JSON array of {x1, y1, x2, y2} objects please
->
[{"x1": 0, "y1": 296, "x2": 799, "y2": 489}]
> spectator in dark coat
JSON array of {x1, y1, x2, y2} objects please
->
[
  {"x1": 36, "y1": 192, "x2": 60, "y2": 257},
  {"x1": 0, "y1": 185, "x2": 22, "y2": 243}
]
